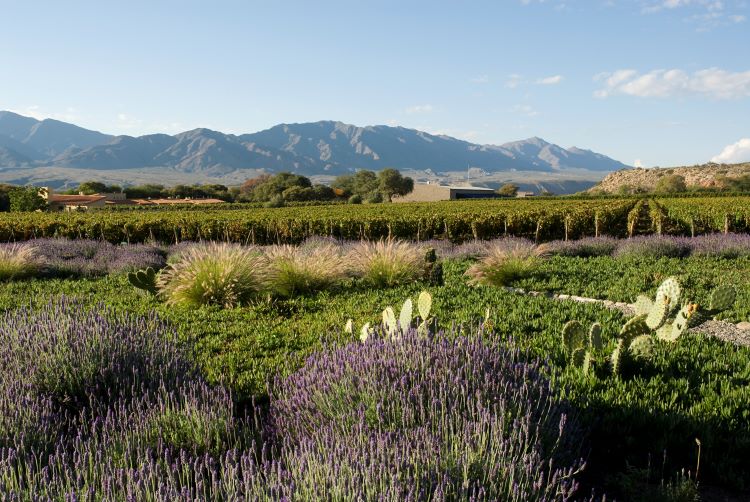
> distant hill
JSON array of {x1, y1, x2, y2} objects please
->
[
  {"x1": 0, "y1": 111, "x2": 630, "y2": 189},
  {"x1": 591, "y1": 162, "x2": 750, "y2": 193}
]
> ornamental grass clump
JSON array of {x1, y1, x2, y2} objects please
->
[
  {"x1": 347, "y1": 238, "x2": 426, "y2": 288},
  {"x1": 265, "y1": 242, "x2": 347, "y2": 297},
  {"x1": 157, "y1": 243, "x2": 271, "y2": 307},
  {"x1": 266, "y1": 331, "x2": 589, "y2": 500},
  {"x1": 0, "y1": 243, "x2": 41, "y2": 280},
  {"x1": 465, "y1": 239, "x2": 548, "y2": 287}
]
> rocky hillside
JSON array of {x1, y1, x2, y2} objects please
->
[{"x1": 591, "y1": 162, "x2": 750, "y2": 193}]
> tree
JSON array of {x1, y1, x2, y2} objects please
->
[
  {"x1": 76, "y1": 181, "x2": 108, "y2": 195},
  {"x1": 352, "y1": 170, "x2": 379, "y2": 197},
  {"x1": 497, "y1": 183, "x2": 519, "y2": 197},
  {"x1": 654, "y1": 174, "x2": 687, "y2": 193},
  {"x1": 9, "y1": 186, "x2": 46, "y2": 212},
  {"x1": 125, "y1": 184, "x2": 165, "y2": 199},
  {"x1": 377, "y1": 168, "x2": 414, "y2": 201}
]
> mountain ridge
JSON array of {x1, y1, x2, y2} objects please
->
[{"x1": 0, "y1": 111, "x2": 629, "y2": 182}]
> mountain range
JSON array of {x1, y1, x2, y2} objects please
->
[{"x1": 0, "y1": 111, "x2": 629, "y2": 188}]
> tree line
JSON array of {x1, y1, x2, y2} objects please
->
[{"x1": 0, "y1": 168, "x2": 415, "y2": 211}]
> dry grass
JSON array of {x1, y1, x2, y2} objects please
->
[
  {"x1": 347, "y1": 239, "x2": 426, "y2": 288},
  {"x1": 465, "y1": 240, "x2": 549, "y2": 287},
  {"x1": 265, "y1": 243, "x2": 347, "y2": 297},
  {"x1": 0, "y1": 244, "x2": 41, "y2": 281},
  {"x1": 157, "y1": 243, "x2": 271, "y2": 308}
]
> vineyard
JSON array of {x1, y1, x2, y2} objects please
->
[{"x1": 1, "y1": 197, "x2": 750, "y2": 244}]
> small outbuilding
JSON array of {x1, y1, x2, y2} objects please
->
[{"x1": 392, "y1": 183, "x2": 498, "y2": 203}]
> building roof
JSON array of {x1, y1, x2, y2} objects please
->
[
  {"x1": 130, "y1": 198, "x2": 225, "y2": 205},
  {"x1": 48, "y1": 195, "x2": 106, "y2": 205},
  {"x1": 445, "y1": 185, "x2": 496, "y2": 191}
]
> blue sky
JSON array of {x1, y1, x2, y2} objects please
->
[{"x1": 1, "y1": 0, "x2": 748, "y2": 167}]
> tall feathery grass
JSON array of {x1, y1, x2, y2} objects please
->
[
  {"x1": 0, "y1": 243, "x2": 41, "y2": 281},
  {"x1": 157, "y1": 243, "x2": 271, "y2": 308},
  {"x1": 347, "y1": 239, "x2": 426, "y2": 288},
  {"x1": 265, "y1": 242, "x2": 347, "y2": 297},
  {"x1": 465, "y1": 239, "x2": 549, "y2": 287}
]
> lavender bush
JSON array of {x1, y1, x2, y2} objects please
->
[
  {"x1": 688, "y1": 233, "x2": 750, "y2": 258},
  {"x1": 0, "y1": 238, "x2": 166, "y2": 278},
  {"x1": 544, "y1": 237, "x2": 620, "y2": 258},
  {"x1": 613, "y1": 235, "x2": 692, "y2": 259},
  {"x1": 266, "y1": 331, "x2": 590, "y2": 500}
]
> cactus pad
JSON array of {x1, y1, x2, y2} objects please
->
[
  {"x1": 656, "y1": 322, "x2": 679, "y2": 342},
  {"x1": 417, "y1": 291, "x2": 432, "y2": 320},
  {"x1": 589, "y1": 323, "x2": 603, "y2": 350},
  {"x1": 634, "y1": 295, "x2": 654, "y2": 317},
  {"x1": 619, "y1": 314, "x2": 650, "y2": 345},
  {"x1": 629, "y1": 335, "x2": 655, "y2": 361},
  {"x1": 655, "y1": 277, "x2": 681, "y2": 310},
  {"x1": 127, "y1": 267, "x2": 158, "y2": 295},
  {"x1": 645, "y1": 295, "x2": 670, "y2": 330},
  {"x1": 562, "y1": 320, "x2": 586, "y2": 353},
  {"x1": 571, "y1": 347, "x2": 586, "y2": 367},
  {"x1": 383, "y1": 307, "x2": 397, "y2": 336},
  {"x1": 670, "y1": 303, "x2": 695, "y2": 340},
  {"x1": 582, "y1": 351, "x2": 593, "y2": 375},
  {"x1": 611, "y1": 339, "x2": 625, "y2": 376},
  {"x1": 399, "y1": 298, "x2": 413, "y2": 335},
  {"x1": 709, "y1": 285, "x2": 736, "y2": 312}
]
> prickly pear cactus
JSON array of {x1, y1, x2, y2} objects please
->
[
  {"x1": 709, "y1": 285, "x2": 736, "y2": 312},
  {"x1": 128, "y1": 267, "x2": 158, "y2": 295},
  {"x1": 571, "y1": 347, "x2": 586, "y2": 367},
  {"x1": 418, "y1": 291, "x2": 432, "y2": 320},
  {"x1": 656, "y1": 322, "x2": 679, "y2": 342},
  {"x1": 562, "y1": 320, "x2": 586, "y2": 354},
  {"x1": 611, "y1": 339, "x2": 625, "y2": 376},
  {"x1": 629, "y1": 335, "x2": 655, "y2": 361},
  {"x1": 646, "y1": 295, "x2": 671, "y2": 330},
  {"x1": 399, "y1": 298, "x2": 413, "y2": 335},
  {"x1": 634, "y1": 295, "x2": 654, "y2": 317},
  {"x1": 619, "y1": 314, "x2": 649, "y2": 345},
  {"x1": 655, "y1": 277, "x2": 681, "y2": 311},
  {"x1": 589, "y1": 323, "x2": 603, "y2": 350}
]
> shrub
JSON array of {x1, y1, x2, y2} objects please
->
[
  {"x1": 348, "y1": 194, "x2": 362, "y2": 204},
  {"x1": 347, "y1": 239, "x2": 425, "y2": 287},
  {"x1": 157, "y1": 243, "x2": 271, "y2": 308},
  {"x1": 0, "y1": 243, "x2": 40, "y2": 280},
  {"x1": 465, "y1": 239, "x2": 547, "y2": 287},
  {"x1": 614, "y1": 236, "x2": 691, "y2": 260},
  {"x1": 26, "y1": 238, "x2": 165, "y2": 277},
  {"x1": 545, "y1": 237, "x2": 619, "y2": 257},
  {"x1": 265, "y1": 243, "x2": 347, "y2": 297},
  {"x1": 689, "y1": 233, "x2": 750, "y2": 258},
  {"x1": 267, "y1": 331, "x2": 589, "y2": 500},
  {"x1": 0, "y1": 298, "x2": 193, "y2": 454}
]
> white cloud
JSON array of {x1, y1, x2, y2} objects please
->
[
  {"x1": 405, "y1": 104, "x2": 434, "y2": 114},
  {"x1": 505, "y1": 74, "x2": 524, "y2": 89},
  {"x1": 511, "y1": 104, "x2": 540, "y2": 117},
  {"x1": 711, "y1": 138, "x2": 750, "y2": 163},
  {"x1": 634, "y1": 159, "x2": 644, "y2": 168},
  {"x1": 471, "y1": 75, "x2": 490, "y2": 84},
  {"x1": 8, "y1": 105, "x2": 80, "y2": 123},
  {"x1": 594, "y1": 67, "x2": 750, "y2": 99},
  {"x1": 535, "y1": 75, "x2": 564, "y2": 85},
  {"x1": 641, "y1": 0, "x2": 746, "y2": 29}
]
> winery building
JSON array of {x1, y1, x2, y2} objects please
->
[{"x1": 392, "y1": 183, "x2": 497, "y2": 203}]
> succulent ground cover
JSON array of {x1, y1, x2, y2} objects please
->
[{"x1": 0, "y1": 236, "x2": 749, "y2": 498}]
